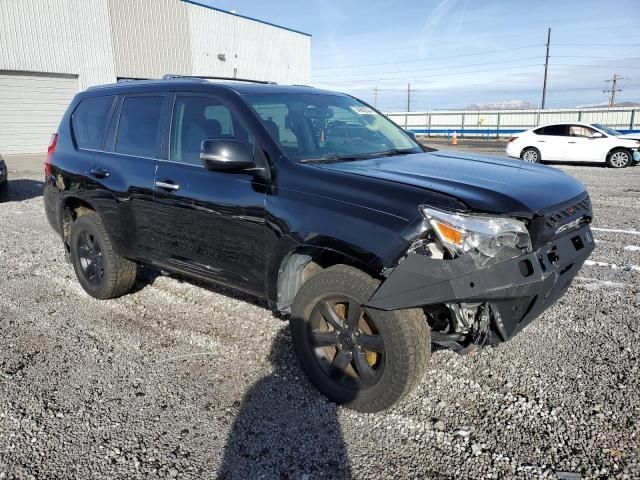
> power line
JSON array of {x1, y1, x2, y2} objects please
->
[
  {"x1": 312, "y1": 56, "x2": 543, "y2": 79},
  {"x1": 312, "y1": 44, "x2": 543, "y2": 70},
  {"x1": 551, "y1": 64, "x2": 640, "y2": 69},
  {"x1": 313, "y1": 63, "x2": 544, "y2": 85},
  {"x1": 554, "y1": 42, "x2": 640, "y2": 47}
]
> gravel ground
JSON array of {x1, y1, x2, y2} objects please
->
[{"x1": 0, "y1": 154, "x2": 639, "y2": 479}]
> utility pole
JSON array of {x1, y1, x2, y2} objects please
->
[
  {"x1": 373, "y1": 87, "x2": 379, "y2": 108},
  {"x1": 541, "y1": 27, "x2": 551, "y2": 109},
  {"x1": 407, "y1": 83, "x2": 411, "y2": 112},
  {"x1": 603, "y1": 74, "x2": 624, "y2": 107}
]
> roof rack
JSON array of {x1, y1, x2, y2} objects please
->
[{"x1": 162, "y1": 74, "x2": 277, "y2": 85}]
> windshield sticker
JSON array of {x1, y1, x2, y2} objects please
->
[{"x1": 350, "y1": 106, "x2": 376, "y2": 115}]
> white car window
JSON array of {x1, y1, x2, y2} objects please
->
[{"x1": 569, "y1": 126, "x2": 596, "y2": 137}]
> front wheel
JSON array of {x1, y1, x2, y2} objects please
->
[
  {"x1": 290, "y1": 265, "x2": 431, "y2": 412},
  {"x1": 521, "y1": 147, "x2": 541, "y2": 163},
  {"x1": 607, "y1": 149, "x2": 631, "y2": 168},
  {"x1": 0, "y1": 182, "x2": 7, "y2": 202}
]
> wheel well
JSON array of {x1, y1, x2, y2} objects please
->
[
  {"x1": 607, "y1": 147, "x2": 631, "y2": 158},
  {"x1": 61, "y1": 197, "x2": 95, "y2": 249},
  {"x1": 521, "y1": 146, "x2": 539, "y2": 157},
  {"x1": 276, "y1": 247, "x2": 379, "y2": 314}
]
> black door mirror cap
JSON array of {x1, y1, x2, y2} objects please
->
[{"x1": 200, "y1": 139, "x2": 255, "y2": 171}]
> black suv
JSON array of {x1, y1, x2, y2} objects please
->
[{"x1": 44, "y1": 78, "x2": 594, "y2": 412}]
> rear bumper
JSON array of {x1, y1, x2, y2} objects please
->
[
  {"x1": 367, "y1": 225, "x2": 595, "y2": 342},
  {"x1": 505, "y1": 143, "x2": 520, "y2": 158}
]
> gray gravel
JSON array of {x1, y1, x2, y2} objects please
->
[{"x1": 0, "y1": 155, "x2": 639, "y2": 479}]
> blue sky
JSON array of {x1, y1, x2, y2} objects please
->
[{"x1": 196, "y1": 0, "x2": 640, "y2": 111}]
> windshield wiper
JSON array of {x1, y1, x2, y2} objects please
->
[
  {"x1": 301, "y1": 154, "x2": 374, "y2": 164},
  {"x1": 301, "y1": 148, "x2": 419, "y2": 164}
]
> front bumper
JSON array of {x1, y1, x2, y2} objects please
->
[
  {"x1": 367, "y1": 225, "x2": 595, "y2": 342},
  {"x1": 633, "y1": 149, "x2": 640, "y2": 162}
]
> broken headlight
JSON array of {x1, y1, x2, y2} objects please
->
[{"x1": 420, "y1": 206, "x2": 531, "y2": 265}]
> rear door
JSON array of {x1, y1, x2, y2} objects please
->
[
  {"x1": 152, "y1": 92, "x2": 267, "y2": 296},
  {"x1": 87, "y1": 93, "x2": 169, "y2": 261},
  {"x1": 564, "y1": 125, "x2": 605, "y2": 162},
  {"x1": 533, "y1": 124, "x2": 569, "y2": 160}
]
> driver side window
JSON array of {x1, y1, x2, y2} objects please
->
[
  {"x1": 570, "y1": 125, "x2": 596, "y2": 137},
  {"x1": 170, "y1": 95, "x2": 249, "y2": 166}
]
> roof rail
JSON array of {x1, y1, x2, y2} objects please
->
[{"x1": 162, "y1": 74, "x2": 277, "y2": 85}]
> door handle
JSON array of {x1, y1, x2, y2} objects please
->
[
  {"x1": 155, "y1": 180, "x2": 180, "y2": 191},
  {"x1": 568, "y1": 141, "x2": 577, "y2": 144},
  {"x1": 90, "y1": 167, "x2": 110, "y2": 179},
  {"x1": 537, "y1": 140, "x2": 545, "y2": 143}
]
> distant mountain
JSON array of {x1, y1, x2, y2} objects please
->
[{"x1": 462, "y1": 100, "x2": 536, "y2": 110}]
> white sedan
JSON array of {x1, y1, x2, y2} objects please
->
[{"x1": 506, "y1": 122, "x2": 640, "y2": 168}]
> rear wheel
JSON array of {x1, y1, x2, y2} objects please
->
[
  {"x1": 290, "y1": 265, "x2": 431, "y2": 412},
  {"x1": 607, "y1": 149, "x2": 631, "y2": 168},
  {"x1": 69, "y1": 211, "x2": 137, "y2": 299},
  {"x1": 521, "y1": 147, "x2": 541, "y2": 163}
]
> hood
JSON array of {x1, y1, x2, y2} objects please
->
[
  {"x1": 618, "y1": 133, "x2": 640, "y2": 142},
  {"x1": 313, "y1": 150, "x2": 587, "y2": 215}
]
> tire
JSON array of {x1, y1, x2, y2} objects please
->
[
  {"x1": 607, "y1": 149, "x2": 631, "y2": 168},
  {"x1": 290, "y1": 265, "x2": 431, "y2": 412},
  {"x1": 69, "y1": 211, "x2": 137, "y2": 299},
  {"x1": 0, "y1": 182, "x2": 7, "y2": 202},
  {"x1": 521, "y1": 147, "x2": 541, "y2": 163}
]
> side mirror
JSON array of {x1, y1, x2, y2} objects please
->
[
  {"x1": 406, "y1": 130, "x2": 417, "y2": 141},
  {"x1": 200, "y1": 139, "x2": 254, "y2": 171},
  {"x1": 590, "y1": 132, "x2": 605, "y2": 139}
]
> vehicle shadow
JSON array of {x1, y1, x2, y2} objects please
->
[
  {"x1": 3, "y1": 179, "x2": 44, "y2": 202},
  {"x1": 132, "y1": 265, "x2": 270, "y2": 310},
  {"x1": 217, "y1": 327, "x2": 353, "y2": 479}
]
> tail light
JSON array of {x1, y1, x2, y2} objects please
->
[
  {"x1": 45, "y1": 133, "x2": 58, "y2": 177},
  {"x1": 508, "y1": 137, "x2": 518, "y2": 143}
]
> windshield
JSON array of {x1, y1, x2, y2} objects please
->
[
  {"x1": 244, "y1": 92, "x2": 422, "y2": 162},
  {"x1": 592, "y1": 123, "x2": 622, "y2": 136}
]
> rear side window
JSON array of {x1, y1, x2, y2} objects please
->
[
  {"x1": 116, "y1": 96, "x2": 164, "y2": 157},
  {"x1": 538, "y1": 124, "x2": 568, "y2": 136},
  {"x1": 71, "y1": 96, "x2": 114, "y2": 149}
]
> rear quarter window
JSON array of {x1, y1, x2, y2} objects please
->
[{"x1": 71, "y1": 96, "x2": 115, "y2": 149}]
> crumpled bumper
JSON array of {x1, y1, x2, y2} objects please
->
[{"x1": 367, "y1": 225, "x2": 595, "y2": 342}]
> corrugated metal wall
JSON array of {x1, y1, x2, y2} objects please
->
[
  {"x1": 188, "y1": 6, "x2": 311, "y2": 85},
  {"x1": 0, "y1": 0, "x2": 310, "y2": 88},
  {"x1": 107, "y1": 0, "x2": 192, "y2": 80},
  {"x1": 0, "y1": 0, "x2": 115, "y2": 90}
]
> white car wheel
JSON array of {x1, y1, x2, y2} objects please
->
[
  {"x1": 608, "y1": 150, "x2": 631, "y2": 168},
  {"x1": 521, "y1": 148, "x2": 540, "y2": 163}
]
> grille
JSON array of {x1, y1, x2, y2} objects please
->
[
  {"x1": 529, "y1": 194, "x2": 592, "y2": 248},
  {"x1": 544, "y1": 196, "x2": 591, "y2": 229}
]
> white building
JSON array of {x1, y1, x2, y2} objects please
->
[{"x1": 0, "y1": 0, "x2": 312, "y2": 153}]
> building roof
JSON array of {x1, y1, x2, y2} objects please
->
[{"x1": 181, "y1": 0, "x2": 311, "y2": 37}]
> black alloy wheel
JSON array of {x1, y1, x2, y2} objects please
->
[
  {"x1": 76, "y1": 231, "x2": 105, "y2": 286},
  {"x1": 308, "y1": 297, "x2": 385, "y2": 388}
]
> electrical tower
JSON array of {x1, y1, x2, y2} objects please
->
[{"x1": 603, "y1": 74, "x2": 624, "y2": 107}]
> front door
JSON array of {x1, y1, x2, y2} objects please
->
[
  {"x1": 153, "y1": 93, "x2": 267, "y2": 296},
  {"x1": 563, "y1": 125, "x2": 603, "y2": 162}
]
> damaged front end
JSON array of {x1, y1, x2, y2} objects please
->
[{"x1": 367, "y1": 198, "x2": 595, "y2": 353}]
